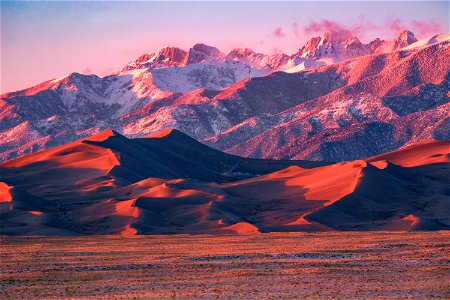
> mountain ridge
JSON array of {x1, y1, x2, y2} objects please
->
[{"x1": 1, "y1": 30, "x2": 449, "y2": 163}]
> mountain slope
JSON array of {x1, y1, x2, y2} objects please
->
[
  {"x1": 1, "y1": 31, "x2": 449, "y2": 163},
  {"x1": 205, "y1": 36, "x2": 450, "y2": 161},
  {"x1": 1, "y1": 130, "x2": 448, "y2": 235}
]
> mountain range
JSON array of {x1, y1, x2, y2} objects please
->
[
  {"x1": 1, "y1": 29, "x2": 449, "y2": 163},
  {"x1": 1, "y1": 129, "x2": 448, "y2": 235}
]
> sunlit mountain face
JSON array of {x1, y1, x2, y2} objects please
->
[{"x1": 1, "y1": 30, "x2": 449, "y2": 163}]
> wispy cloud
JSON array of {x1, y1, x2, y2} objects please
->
[
  {"x1": 81, "y1": 67, "x2": 92, "y2": 74},
  {"x1": 292, "y1": 22, "x2": 301, "y2": 38},
  {"x1": 385, "y1": 17, "x2": 404, "y2": 34},
  {"x1": 273, "y1": 27, "x2": 286, "y2": 38},
  {"x1": 385, "y1": 18, "x2": 444, "y2": 37},
  {"x1": 303, "y1": 19, "x2": 345, "y2": 35},
  {"x1": 411, "y1": 20, "x2": 443, "y2": 36},
  {"x1": 301, "y1": 17, "x2": 377, "y2": 39},
  {"x1": 294, "y1": 17, "x2": 444, "y2": 41}
]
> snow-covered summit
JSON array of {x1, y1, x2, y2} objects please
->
[
  {"x1": 121, "y1": 46, "x2": 187, "y2": 71},
  {"x1": 1, "y1": 29, "x2": 448, "y2": 163},
  {"x1": 294, "y1": 29, "x2": 370, "y2": 63},
  {"x1": 225, "y1": 48, "x2": 290, "y2": 69}
]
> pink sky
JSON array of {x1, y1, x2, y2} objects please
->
[{"x1": 1, "y1": 1, "x2": 448, "y2": 93}]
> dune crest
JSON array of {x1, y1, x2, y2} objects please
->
[
  {"x1": 367, "y1": 140, "x2": 450, "y2": 167},
  {"x1": 0, "y1": 182, "x2": 13, "y2": 203},
  {"x1": 0, "y1": 129, "x2": 448, "y2": 235},
  {"x1": 145, "y1": 128, "x2": 175, "y2": 139}
]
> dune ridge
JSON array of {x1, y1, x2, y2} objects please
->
[{"x1": 0, "y1": 129, "x2": 448, "y2": 235}]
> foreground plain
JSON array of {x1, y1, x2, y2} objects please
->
[{"x1": 1, "y1": 232, "x2": 449, "y2": 299}]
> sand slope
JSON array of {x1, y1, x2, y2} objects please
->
[{"x1": 0, "y1": 130, "x2": 448, "y2": 235}]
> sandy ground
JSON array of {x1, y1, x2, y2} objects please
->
[{"x1": 1, "y1": 232, "x2": 449, "y2": 299}]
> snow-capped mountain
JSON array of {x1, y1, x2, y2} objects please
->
[
  {"x1": 121, "y1": 46, "x2": 188, "y2": 71},
  {"x1": 119, "y1": 29, "x2": 423, "y2": 92},
  {"x1": 226, "y1": 48, "x2": 290, "y2": 69},
  {"x1": 1, "y1": 30, "x2": 449, "y2": 162},
  {"x1": 294, "y1": 29, "x2": 371, "y2": 63},
  {"x1": 119, "y1": 43, "x2": 277, "y2": 93},
  {"x1": 142, "y1": 60, "x2": 270, "y2": 93},
  {"x1": 285, "y1": 29, "x2": 422, "y2": 72},
  {"x1": 204, "y1": 33, "x2": 450, "y2": 160}
]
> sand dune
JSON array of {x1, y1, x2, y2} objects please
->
[
  {"x1": 0, "y1": 129, "x2": 448, "y2": 235},
  {"x1": 367, "y1": 140, "x2": 450, "y2": 167}
]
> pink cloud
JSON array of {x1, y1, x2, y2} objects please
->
[
  {"x1": 273, "y1": 27, "x2": 286, "y2": 38},
  {"x1": 302, "y1": 18, "x2": 377, "y2": 39},
  {"x1": 292, "y1": 22, "x2": 301, "y2": 38},
  {"x1": 270, "y1": 47, "x2": 285, "y2": 54},
  {"x1": 350, "y1": 15, "x2": 378, "y2": 37},
  {"x1": 303, "y1": 20, "x2": 344, "y2": 35},
  {"x1": 385, "y1": 18, "x2": 404, "y2": 34},
  {"x1": 411, "y1": 20, "x2": 443, "y2": 36},
  {"x1": 384, "y1": 18, "x2": 443, "y2": 37},
  {"x1": 81, "y1": 67, "x2": 93, "y2": 74}
]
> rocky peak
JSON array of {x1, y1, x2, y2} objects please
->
[
  {"x1": 296, "y1": 29, "x2": 368, "y2": 61},
  {"x1": 121, "y1": 46, "x2": 187, "y2": 72},
  {"x1": 368, "y1": 38, "x2": 385, "y2": 53},
  {"x1": 152, "y1": 46, "x2": 187, "y2": 66},
  {"x1": 226, "y1": 48, "x2": 257, "y2": 59},
  {"x1": 394, "y1": 30, "x2": 418, "y2": 49},
  {"x1": 185, "y1": 43, "x2": 224, "y2": 65}
]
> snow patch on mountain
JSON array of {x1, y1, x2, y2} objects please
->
[
  {"x1": 149, "y1": 60, "x2": 270, "y2": 92},
  {"x1": 1, "y1": 30, "x2": 449, "y2": 162}
]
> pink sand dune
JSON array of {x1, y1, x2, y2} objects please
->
[{"x1": 0, "y1": 129, "x2": 448, "y2": 235}]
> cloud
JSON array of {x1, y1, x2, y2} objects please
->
[
  {"x1": 350, "y1": 15, "x2": 378, "y2": 37},
  {"x1": 273, "y1": 27, "x2": 286, "y2": 38},
  {"x1": 303, "y1": 20, "x2": 344, "y2": 35},
  {"x1": 301, "y1": 17, "x2": 377, "y2": 39},
  {"x1": 292, "y1": 22, "x2": 301, "y2": 37},
  {"x1": 385, "y1": 18, "x2": 404, "y2": 34},
  {"x1": 81, "y1": 67, "x2": 92, "y2": 74},
  {"x1": 385, "y1": 18, "x2": 443, "y2": 37},
  {"x1": 271, "y1": 47, "x2": 285, "y2": 54},
  {"x1": 276, "y1": 17, "x2": 441, "y2": 47},
  {"x1": 300, "y1": 17, "x2": 443, "y2": 40},
  {"x1": 411, "y1": 20, "x2": 443, "y2": 36}
]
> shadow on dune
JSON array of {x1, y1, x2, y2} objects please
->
[{"x1": 0, "y1": 129, "x2": 449, "y2": 235}]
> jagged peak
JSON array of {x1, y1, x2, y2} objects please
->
[
  {"x1": 185, "y1": 43, "x2": 224, "y2": 65},
  {"x1": 394, "y1": 30, "x2": 418, "y2": 49},
  {"x1": 396, "y1": 30, "x2": 417, "y2": 40},
  {"x1": 191, "y1": 43, "x2": 221, "y2": 54},
  {"x1": 122, "y1": 46, "x2": 188, "y2": 71},
  {"x1": 163, "y1": 46, "x2": 187, "y2": 58},
  {"x1": 226, "y1": 47, "x2": 257, "y2": 58},
  {"x1": 295, "y1": 29, "x2": 371, "y2": 60}
]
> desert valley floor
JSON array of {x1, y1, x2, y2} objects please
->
[{"x1": 1, "y1": 232, "x2": 449, "y2": 299}]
